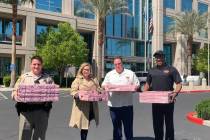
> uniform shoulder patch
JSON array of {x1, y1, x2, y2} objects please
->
[{"x1": 22, "y1": 72, "x2": 32, "y2": 77}]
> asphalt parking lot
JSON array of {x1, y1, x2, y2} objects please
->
[{"x1": 0, "y1": 91, "x2": 210, "y2": 140}]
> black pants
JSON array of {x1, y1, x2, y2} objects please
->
[
  {"x1": 152, "y1": 103, "x2": 174, "y2": 140},
  {"x1": 81, "y1": 129, "x2": 88, "y2": 140},
  {"x1": 109, "y1": 106, "x2": 133, "y2": 140},
  {"x1": 80, "y1": 102, "x2": 94, "y2": 140}
]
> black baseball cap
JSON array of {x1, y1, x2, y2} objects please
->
[{"x1": 153, "y1": 50, "x2": 165, "y2": 57}]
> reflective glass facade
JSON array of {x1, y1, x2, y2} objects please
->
[
  {"x1": 35, "y1": 23, "x2": 57, "y2": 44},
  {"x1": 163, "y1": 44, "x2": 172, "y2": 65},
  {"x1": 198, "y1": 2, "x2": 208, "y2": 38},
  {"x1": 163, "y1": 16, "x2": 174, "y2": 33},
  {"x1": 106, "y1": 38, "x2": 131, "y2": 57},
  {"x1": 105, "y1": 0, "x2": 152, "y2": 72},
  {"x1": 163, "y1": 0, "x2": 175, "y2": 9},
  {"x1": 74, "y1": 0, "x2": 95, "y2": 19},
  {"x1": 198, "y1": 2, "x2": 208, "y2": 14},
  {"x1": 0, "y1": 18, "x2": 22, "y2": 44},
  {"x1": 36, "y1": 0, "x2": 62, "y2": 13},
  {"x1": 181, "y1": 0, "x2": 192, "y2": 11}
]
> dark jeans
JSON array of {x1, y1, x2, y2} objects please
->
[
  {"x1": 81, "y1": 129, "x2": 88, "y2": 140},
  {"x1": 80, "y1": 102, "x2": 94, "y2": 140},
  {"x1": 109, "y1": 106, "x2": 133, "y2": 140},
  {"x1": 152, "y1": 103, "x2": 174, "y2": 140}
]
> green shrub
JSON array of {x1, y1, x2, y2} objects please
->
[
  {"x1": 195, "y1": 99, "x2": 210, "y2": 120},
  {"x1": 3, "y1": 75, "x2": 11, "y2": 87},
  {"x1": 3, "y1": 75, "x2": 20, "y2": 87}
]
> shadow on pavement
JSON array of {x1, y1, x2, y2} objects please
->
[{"x1": 133, "y1": 136, "x2": 155, "y2": 140}]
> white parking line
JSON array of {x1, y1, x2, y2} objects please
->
[{"x1": 0, "y1": 92, "x2": 8, "y2": 99}]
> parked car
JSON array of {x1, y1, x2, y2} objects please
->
[{"x1": 135, "y1": 71, "x2": 148, "y2": 91}]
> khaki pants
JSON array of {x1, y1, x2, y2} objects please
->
[{"x1": 19, "y1": 110, "x2": 49, "y2": 140}]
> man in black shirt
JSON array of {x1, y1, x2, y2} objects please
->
[{"x1": 144, "y1": 50, "x2": 182, "y2": 140}]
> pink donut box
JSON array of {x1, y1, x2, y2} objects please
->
[
  {"x1": 17, "y1": 84, "x2": 59, "y2": 102},
  {"x1": 78, "y1": 90, "x2": 108, "y2": 101},
  {"x1": 105, "y1": 84, "x2": 137, "y2": 92},
  {"x1": 139, "y1": 91, "x2": 172, "y2": 104}
]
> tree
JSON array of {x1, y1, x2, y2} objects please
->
[
  {"x1": 0, "y1": 0, "x2": 34, "y2": 87},
  {"x1": 36, "y1": 22, "x2": 88, "y2": 85},
  {"x1": 169, "y1": 10, "x2": 208, "y2": 75},
  {"x1": 79, "y1": 0, "x2": 129, "y2": 80},
  {"x1": 193, "y1": 45, "x2": 210, "y2": 73}
]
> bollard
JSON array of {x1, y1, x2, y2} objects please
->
[{"x1": 202, "y1": 78, "x2": 207, "y2": 88}]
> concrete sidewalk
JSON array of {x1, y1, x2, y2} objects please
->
[{"x1": 181, "y1": 85, "x2": 210, "y2": 93}]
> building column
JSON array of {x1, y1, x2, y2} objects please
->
[
  {"x1": 24, "y1": 13, "x2": 35, "y2": 48},
  {"x1": 23, "y1": 13, "x2": 36, "y2": 72},
  {"x1": 174, "y1": 33, "x2": 188, "y2": 75},
  {"x1": 176, "y1": 0, "x2": 181, "y2": 12},
  {"x1": 152, "y1": 0, "x2": 163, "y2": 55},
  {"x1": 193, "y1": 0, "x2": 198, "y2": 10},
  {"x1": 23, "y1": 54, "x2": 32, "y2": 73},
  {"x1": 92, "y1": 30, "x2": 98, "y2": 77},
  {"x1": 63, "y1": 0, "x2": 73, "y2": 16}
]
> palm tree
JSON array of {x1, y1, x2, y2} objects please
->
[
  {"x1": 0, "y1": 0, "x2": 34, "y2": 87},
  {"x1": 80, "y1": 0, "x2": 129, "y2": 80},
  {"x1": 169, "y1": 10, "x2": 208, "y2": 75}
]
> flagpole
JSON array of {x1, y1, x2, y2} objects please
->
[{"x1": 144, "y1": 0, "x2": 148, "y2": 72}]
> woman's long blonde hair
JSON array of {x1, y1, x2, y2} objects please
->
[{"x1": 76, "y1": 62, "x2": 93, "y2": 78}]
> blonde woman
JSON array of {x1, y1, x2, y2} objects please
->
[{"x1": 69, "y1": 63, "x2": 100, "y2": 140}]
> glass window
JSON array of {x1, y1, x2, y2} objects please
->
[
  {"x1": 106, "y1": 15, "x2": 113, "y2": 36},
  {"x1": 74, "y1": 0, "x2": 95, "y2": 19},
  {"x1": 163, "y1": 16, "x2": 174, "y2": 33},
  {"x1": 135, "y1": 41, "x2": 145, "y2": 57},
  {"x1": 0, "y1": 18, "x2": 22, "y2": 44},
  {"x1": 126, "y1": 16, "x2": 134, "y2": 38},
  {"x1": 0, "y1": 57, "x2": 21, "y2": 78},
  {"x1": 198, "y1": 3, "x2": 208, "y2": 38},
  {"x1": 198, "y1": 2, "x2": 208, "y2": 14},
  {"x1": 105, "y1": 0, "x2": 138, "y2": 39},
  {"x1": 36, "y1": 0, "x2": 62, "y2": 13},
  {"x1": 164, "y1": 0, "x2": 175, "y2": 9},
  {"x1": 114, "y1": 14, "x2": 122, "y2": 37},
  {"x1": 134, "y1": 0, "x2": 140, "y2": 39},
  {"x1": 163, "y1": 44, "x2": 172, "y2": 65},
  {"x1": 106, "y1": 38, "x2": 131, "y2": 57},
  {"x1": 181, "y1": 0, "x2": 192, "y2": 12},
  {"x1": 36, "y1": 23, "x2": 57, "y2": 44}
]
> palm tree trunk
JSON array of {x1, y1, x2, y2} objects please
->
[
  {"x1": 10, "y1": 4, "x2": 17, "y2": 87},
  {"x1": 97, "y1": 18, "x2": 105, "y2": 81},
  {"x1": 187, "y1": 36, "x2": 193, "y2": 76}
]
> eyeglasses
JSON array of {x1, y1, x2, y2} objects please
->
[{"x1": 83, "y1": 68, "x2": 90, "y2": 71}]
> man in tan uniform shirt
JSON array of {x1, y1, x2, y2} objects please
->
[{"x1": 11, "y1": 56, "x2": 54, "y2": 140}]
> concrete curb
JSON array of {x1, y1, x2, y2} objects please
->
[
  {"x1": 181, "y1": 90, "x2": 210, "y2": 94},
  {"x1": 186, "y1": 112, "x2": 210, "y2": 127}
]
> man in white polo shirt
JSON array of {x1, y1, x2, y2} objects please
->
[{"x1": 102, "y1": 56, "x2": 140, "y2": 140}]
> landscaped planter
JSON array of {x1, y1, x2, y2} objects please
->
[{"x1": 186, "y1": 112, "x2": 210, "y2": 127}]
